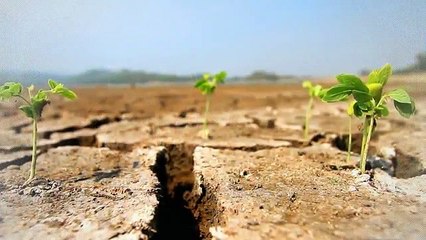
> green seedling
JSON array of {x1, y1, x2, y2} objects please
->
[
  {"x1": 322, "y1": 64, "x2": 415, "y2": 173},
  {"x1": 194, "y1": 71, "x2": 227, "y2": 139},
  {"x1": 302, "y1": 81, "x2": 324, "y2": 141},
  {"x1": 0, "y1": 80, "x2": 77, "y2": 184}
]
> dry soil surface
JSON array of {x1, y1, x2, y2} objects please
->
[{"x1": 0, "y1": 76, "x2": 425, "y2": 240}]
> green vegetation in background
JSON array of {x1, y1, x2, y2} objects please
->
[{"x1": 302, "y1": 81, "x2": 324, "y2": 141}]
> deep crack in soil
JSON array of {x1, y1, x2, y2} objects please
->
[{"x1": 150, "y1": 146, "x2": 201, "y2": 240}]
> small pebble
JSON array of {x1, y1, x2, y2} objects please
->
[
  {"x1": 351, "y1": 169, "x2": 361, "y2": 177},
  {"x1": 6, "y1": 165, "x2": 20, "y2": 170},
  {"x1": 355, "y1": 174, "x2": 371, "y2": 184},
  {"x1": 41, "y1": 216, "x2": 66, "y2": 227}
]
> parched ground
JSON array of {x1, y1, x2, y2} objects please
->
[{"x1": 0, "y1": 75, "x2": 425, "y2": 240}]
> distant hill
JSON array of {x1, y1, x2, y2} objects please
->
[
  {"x1": 359, "y1": 52, "x2": 426, "y2": 76},
  {"x1": 0, "y1": 69, "x2": 304, "y2": 86},
  {"x1": 68, "y1": 69, "x2": 199, "y2": 85},
  {"x1": 243, "y1": 70, "x2": 299, "y2": 82},
  {"x1": 396, "y1": 52, "x2": 426, "y2": 74},
  {"x1": 0, "y1": 71, "x2": 70, "y2": 86}
]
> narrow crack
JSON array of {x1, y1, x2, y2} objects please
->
[{"x1": 150, "y1": 147, "x2": 201, "y2": 240}]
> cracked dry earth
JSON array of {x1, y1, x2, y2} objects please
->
[{"x1": 0, "y1": 78, "x2": 426, "y2": 240}]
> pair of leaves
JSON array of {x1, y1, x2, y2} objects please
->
[
  {"x1": 0, "y1": 82, "x2": 22, "y2": 100},
  {"x1": 48, "y1": 79, "x2": 77, "y2": 100},
  {"x1": 323, "y1": 64, "x2": 392, "y2": 104},
  {"x1": 15, "y1": 89, "x2": 49, "y2": 119},
  {"x1": 322, "y1": 74, "x2": 372, "y2": 103},
  {"x1": 194, "y1": 71, "x2": 227, "y2": 95},
  {"x1": 1, "y1": 80, "x2": 77, "y2": 120},
  {"x1": 322, "y1": 63, "x2": 415, "y2": 119},
  {"x1": 337, "y1": 74, "x2": 374, "y2": 103},
  {"x1": 302, "y1": 81, "x2": 324, "y2": 98},
  {"x1": 387, "y1": 89, "x2": 416, "y2": 118}
]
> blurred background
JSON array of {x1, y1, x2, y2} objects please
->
[{"x1": 1, "y1": 0, "x2": 425, "y2": 86}]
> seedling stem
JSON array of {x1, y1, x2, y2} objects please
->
[
  {"x1": 346, "y1": 116, "x2": 352, "y2": 162},
  {"x1": 304, "y1": 96, "x2": 313, "y2": 140},
  {"x1": 28, "y1": 118, "x2": 38, "y2": 183},
  {"x1": 202, "y1": 94, "x2": 211, "y2": 139},
  {"x1": 360, "y1": 116, "x2": 374, "y2": 173}
]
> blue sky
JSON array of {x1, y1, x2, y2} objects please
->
[{"x1": 1, "y1": 0, "x2": 425, "y2": 76}]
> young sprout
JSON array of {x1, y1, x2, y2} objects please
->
[
  {"x1": 0, "y1": 80, "x2": 77, "y2": 184},
  {"x1": 302, "y1": 81, "x2": 324, "y2": 141},
  {"x1": 322, "y1": 64, "x2": 415, "y2": 173},
  {"x1": 194, "y1": 71, "x2": 227, "y2": 139}
]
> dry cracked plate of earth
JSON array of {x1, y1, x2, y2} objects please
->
[{"x1": 0, "y1": 78, "x2": 425, "y2": 240}]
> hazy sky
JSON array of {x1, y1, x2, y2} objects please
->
[{"x1": 1, "y1": 0, "x2": 425, "y2": 76}]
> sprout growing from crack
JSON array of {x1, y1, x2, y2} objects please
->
[
  {"x1": 321, "y1": 64, "x2": 415, "y2": 173},
  {"x1": 302, "y1": 81, "x2": 324, "y2": 141},
  {"x1": 194, "y1": 71, "x2": 227, "y2": 139},
  {"x1": 0, "y1": 80, "x2": 77, "y2": 184}
]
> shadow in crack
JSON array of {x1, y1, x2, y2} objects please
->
[
  {"x1": 150, "y1": 148, "x2": 201, "y2": 240},
  {"x1": 93, "y1": 169, "x2": 121, "y2": 182},
  {"x1": 393, "y1": 149, "x2": 425, "y2": 179}
]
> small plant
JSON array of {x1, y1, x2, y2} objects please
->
[
  {"x1": 0, "y1": 80, "x2": 77, "y2": 184},
  {"x1": 194, "y1": 71, "x2": 227, "y2": 139},
  {"x1": 302, "y1": 81, "x2": 324, "y2": 141},
  {"x1": 322, "y1": 64, "x2": 415, "y2": 173}
]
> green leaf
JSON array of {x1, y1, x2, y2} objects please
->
[
  {"x1": 336, "y1": 74, "x2": 369, "y2": 93},
  {"x1": 195, "y1": 81, "x2": 214, "y2": 95},
  {"x1": 367, "y1": 64, "x2": 392, "y2": 86},
  {"x1": 0, "y1": 88, "x2": 12, "y2": 100},
  {"x1": 352, "y1": 90, "x2": 372, "y2": 103},
  {"x1": 48, "y1": 79, "x2": 59, "y2": 89},
  {"x1": 347, "y1": 101, "x2": 355, "y2": 116},
  {"x1": 352, "y1": 102, "x2": 363, "y2": 117},
  {"x1": 0, "y1": 82, "x2": 22, "y2": 100},
  {"x1": 202, "y1": 73, "x2": 210, "y2": 80},
  {"x1": 321, "y1": 85, "x2": 352, "y2": 102},
  {"x1": 31, "y1": 90, "x2": 49, "y2": 118},
  {"x1": 194, "y1": 79, "x2": 207, "y2": 88},
  {"x1": 375, "y1": 105, "x2": 389, "y2": 117},
  {"x1": 302, "y1": 81, "x2": 312, "y2": 89},
  {"x1": 49, "y1": 81, "x2": 77, "y2": 100},
  {"x1": 214, "y1": 71, "x2": 227, "y2": 84},
  {"x1": 377, "y1": 63, "x2": 392, "y2": 86},
  {"x1": 56, "y1": 88, "x2": 77, "y2": 100},
  {"x1": 312, "y1": 85, "x2": 323, "y2": 97},
  {"x1": 367, "y1": 70, "x2": 380, "y2": 85},
  {"x1": 357, "y1": 101, "x2": 374, "y2": 111},
  {"x1": 19, "y1": 105, "x2": 34, "y2": 119},
  {"x1": 32, "y1": 90, "x2": 48, "y2": 102},
  {"x1": 388, "y1": 89, "x2": 411, "y2": 104},
  {"x1": 318, "y1": 89, "x2": 327, "y2": 98},
  {"x1": 366, "y1": 83, "x2": 383, "y2": 104},
  {"x1": 394, "y1": 100, "x2": 415, "y2": 118}
]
